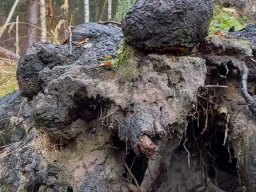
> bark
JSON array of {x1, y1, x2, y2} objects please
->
[
  {"x1": 27, "y1": 0, "x2": 39, "y2": 46},
  {"x1": 84, "y1": 0, "x2": 89, "y2": 22},
  {"x1": 108, "y1": 0, "x2": 112, "y2": 21},
  {"x1": 40, "y1": 0, "x2": 47, "y2": 42}
]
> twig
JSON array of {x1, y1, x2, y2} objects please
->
[
  {"x1": 183, "y1": 121, "x2": 191, "y2": 168},
  {"x1": 15, "y1": 16, "x2": 19, "y2": 56},
  {"x1": 201, "y1": 102, "x2": 208, "y2": 134},
  {"x1": 2, "y1": 22, "x2": 53, "y2": 38},
  {"x1": 0, "y1": 0, "x2": 21, "y2": 39},
  {"x1": 100, "y1": 0, "x2": 108, "y2": 21},
  {"x1": 102, "y1": 110, "x2": 116, "y2": 120},
  {"x1": 124, "y1": 163, "x2": 143, "y2": 192},
  {"x1": 203, "y1": 85, "x2": 228, "y2": 88},
  {"x1": 68, "y1": 26, "x2": 72, "y2": 55},
  {"x1": 98, "y1": 21, "x2": 121, "y2": 26},
  {"x1": 223, "y1": 114, "x2": 230, "y2": 146}
]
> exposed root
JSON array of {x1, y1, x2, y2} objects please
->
[
  {"x1": 241, "y1": 63, "x2": 256, "y2": 114},
  {"x1": 124, "y1": 162, "x2": 142, "y2": 192},
  {"x1": 183, "y1": 121, "x2": 191, "y2": 168}
]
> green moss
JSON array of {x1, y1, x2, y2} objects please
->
[
  {"x1": 113, "y1": 43, "x2": 139, "y2": 81},
  {"x1": 209, "y1": 5, "x2": 247, "y2": 33}
]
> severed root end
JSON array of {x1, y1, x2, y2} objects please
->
[{"x1": 138, "y1": 135, "x2": 159, "y2": 159}]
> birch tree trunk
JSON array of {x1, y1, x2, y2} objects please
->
[
  {"x1": 108, "y1": 0, "x2": 112, "y2": 21},
  {"x1": 84, "y1": 0, "x2": 89, "y2": 22},
  {"x1": 27, "y1": 0, "x2": 39, "y2": 46},
  {"x1": 40, "y1": 0, "x2": 47, "y2": 42}
]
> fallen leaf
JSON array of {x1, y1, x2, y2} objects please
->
[
  {"x1": 213, "y1": 31, "x2": 228, "y2": 37},
  {"x1": 99, "y1": 60, "x2": 113, "y2": 67}
]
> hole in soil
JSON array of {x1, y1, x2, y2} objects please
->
[
  {"x1": 123, "y1": 149, "x2": 148, "y2": 186},
  {"x1": 70, "y1": 88, "x2": 111, "y2": 123},
  {"x1": 110, "y1": 131, "x2": 126, "y2": 151},
  {"x1": 219, "y1": 61, "x2": 239, "y2": 78},
  {"x1": 67, "y1": 186, "x2": 73, "y2": 192},
  {"x1": 183, "y1": 115, "x2": 239, "y2": 191}
]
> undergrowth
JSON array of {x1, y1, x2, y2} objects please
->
[
  {"x1": 113, "y1": 43, "x2": 140, "y2": 81},
  {"x1": 0, "y1": 59, "x2": 18, "y2": 96},
  {"x1": 209, "y1": 5, "x2": 248, "y2": 33}
]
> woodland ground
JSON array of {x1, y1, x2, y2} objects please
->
[{"x1": 0, "y1": 59, "x2": 18, "y2": 96}]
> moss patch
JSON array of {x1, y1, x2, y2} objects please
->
[
  {"x1": 209, "y1": 5, "x2": 247, "y2": 33},
  {"x1": 113, "y1": 43, "x2": 140, "y2": 81}
]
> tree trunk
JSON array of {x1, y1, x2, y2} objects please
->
[
  {"x1": 27, "y1": 0, "x2": 39, "y2": 46},
  {"x1": 84, "y1": 0, "x2": 89, "y2": 22},
  {"x1": 108, "y1": 0, "x2": 112, "y2": 21},
  {"x1": 40, "y1": 0, "x2": 47, "y2": 42},
  {"x1": 0, "y1": 46, "x2": 20, "y2": 60}
]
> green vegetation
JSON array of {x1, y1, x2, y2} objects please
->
[
  {"x1": 209, "y1": 5, "x2": 247, "y2": 33},
  {"x1": 113, "y1": 42, "x2": 132, "y2": 69},
  {"x1": 113, "y1": 43, "x2": 139, "y2": 81},
  {"x1": 0, "y1": 61, "x2": 18, "y2": 96},
  {"x1": 114, "y1": 0, "x2": 136, "y2": 21}
]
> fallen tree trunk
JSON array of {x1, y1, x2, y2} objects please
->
[{"x1": 0, "y1": 47, "x2": 20, "y2": 60}]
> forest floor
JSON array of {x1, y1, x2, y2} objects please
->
[{"x1": 0, "y1": 58, "x2": 18, "y2": 96}]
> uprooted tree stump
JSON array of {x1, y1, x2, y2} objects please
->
[{"x1": 1, "y1": 1, "x2": 256, "y2": 192}]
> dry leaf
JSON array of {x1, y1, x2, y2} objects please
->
[
  {"x1": 99, "y1": 60, "x2": 113, "y2": 67},
  {"x1": 213, "y1": 31, "x2": 228, "y2": 37}
]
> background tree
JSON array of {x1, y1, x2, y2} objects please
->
[{"x1": 27, "y1": 0, "x2": 39, "y2": 46}]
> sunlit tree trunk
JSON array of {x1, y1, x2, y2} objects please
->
[
  {"x1": 27, "y1": 0, "x2": 39, "y2": 46},
  {"x1": 108, "y1": 0, "x2": 112, "y2": 21},
  {"x1": 84, "y1": 0, "x2": 89, "y2": 22},
  {"x1": 40, "y1": 0, "x2": 47, "y2": 42}
]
